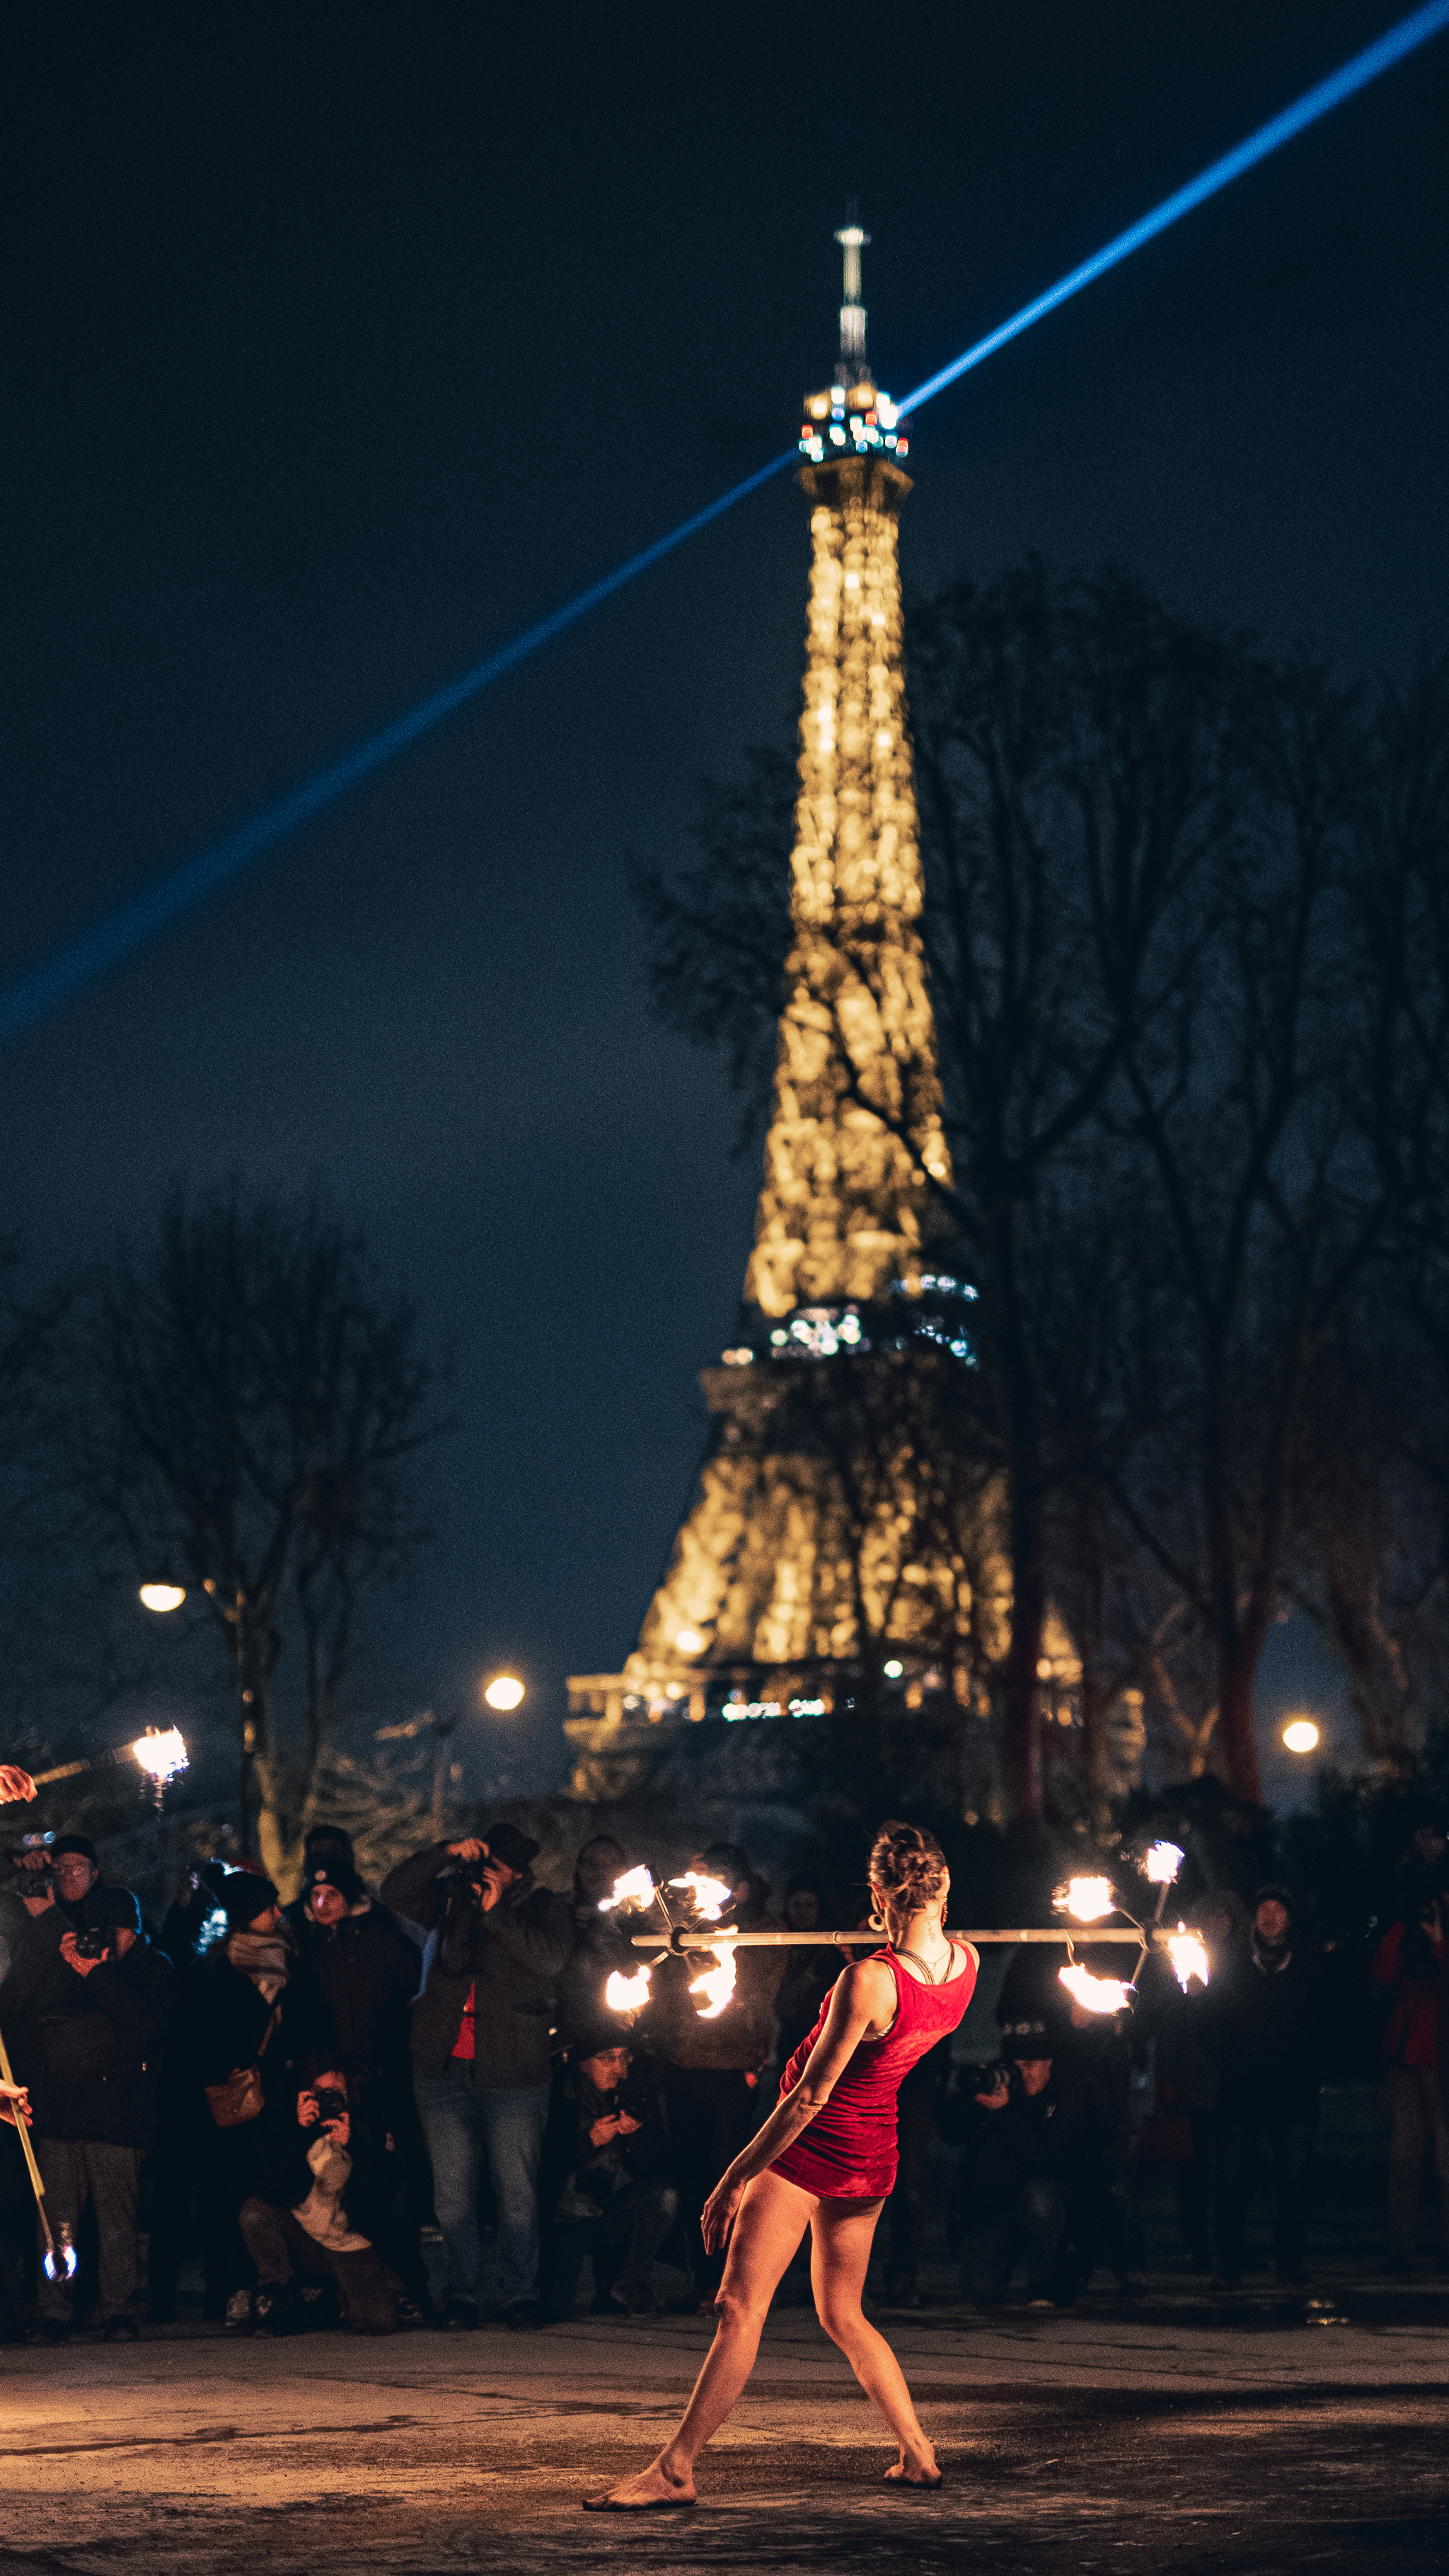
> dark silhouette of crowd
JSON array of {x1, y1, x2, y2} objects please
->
[{"x1": 1, "y1": 1807, "x2": 1444, "y2": 2343}]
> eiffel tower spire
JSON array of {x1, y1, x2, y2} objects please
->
[{"x1": 566, "y1": 228, "x2": 993, "y2": 1798}]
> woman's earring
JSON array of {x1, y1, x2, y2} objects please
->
[{"x1": 867, "y1": 1908, "x2": 887, "y2": 1934}]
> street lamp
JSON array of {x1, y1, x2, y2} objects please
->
[
  {"x1": 483, "y1": 1674, "x2": 525, "y2": 1713},
  {"x1": 139, "y1": 1582, "x2": 187, "y2": 1614},
  {"x1": 1282, "y1": 1716, "x2": 1320, "y2": 1754}
]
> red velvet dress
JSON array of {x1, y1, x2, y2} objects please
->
[{"x1": 770, "y1": 1944, "x2": 977, "y2": 2200}]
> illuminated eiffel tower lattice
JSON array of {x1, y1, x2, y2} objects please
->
[{"x1": 566, "y1": 226, "x2": 1025, "y2": 1802}]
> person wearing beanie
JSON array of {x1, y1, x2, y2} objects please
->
[
  {"x1": 182, "y1": 1869, "x2": 324, "y2": 2323},
  {"x1": 23, "y1": 1871, "x2": 176, "y2": 2343},
  {"x1": 938, "y1": 1970, "x2": 1116, "y2": 2309},
  {"x1": 49, "y1": 1834, "x2": 109, "y2": 1930},
  {"x1": 381, "y1": 1823, "x2": 571, "y2": 2327},
  {"x1": 1202, "y1": 1883, "x2": 1327, "y2": 2287},
  {"x1": 538, "y1": 2029, "x2": 677, "y2": 2321},
  {"x1": 289, "y1": 1854, "x2": 428, "y2": 2315}
]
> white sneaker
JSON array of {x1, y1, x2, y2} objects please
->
[{"x1": 226, "y1": 2289, "x2": 253, "y2": 2328}]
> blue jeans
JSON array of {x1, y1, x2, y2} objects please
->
[{"x1": 415, "y1": 2067, "x2": 548, "y2": 2309}]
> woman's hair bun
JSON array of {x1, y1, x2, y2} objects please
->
[{"x1": 868, "y1": 1820, "x2": 947, "y2": 1914}]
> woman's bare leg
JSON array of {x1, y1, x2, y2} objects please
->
[
  {"x1": 809, "y1": 2197, "x2": 941, "y2": 2485},
  {"x1": 583, "y1": 2171, "x2": 814, "y2": 2506}
]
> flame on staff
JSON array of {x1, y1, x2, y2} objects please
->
[
  {"x1": 1058, "y1": 1963, "x2": 1135, "y2": 2014},
  {"x1": 132, "y1": 1727, "x2": 188, "y2": 1786},
  {"x1": 1053, "y1": 1875, "x2": 1115, "y2": 1923},
  {"x1": 42, "y1": 2228, "x2": 78, "y2": 2284},
  {"x1": 1166, "y1": 1927, "x2": 1211, "y2": 1990},
  {"x1": 669, "y1": 1872, "x2": 733, "y2": 1921},
  {"x1": 689, "y1": 1943, "x2": 738, "y2": 2020},
  {"x1": 598, "y1": 1866, "x2": 657, "y2": 1914},
  {"x1": 1145, "y1": 1841, "x2": 1184, "y2": 1885},
  {"x1": 604, "y1": 1964, "x2": 654, "y2": 2013}
]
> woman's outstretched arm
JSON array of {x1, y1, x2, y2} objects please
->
[{"x1": 700, "y1": 1957, "x2": 896, "y2": 2251}]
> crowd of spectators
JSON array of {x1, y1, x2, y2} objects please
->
[{"x1": 0, "y1": 1810, "x2": 1446, "y2": 2341}]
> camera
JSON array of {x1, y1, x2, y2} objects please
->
[
  {"x1": 74, "y1": 1927, "x2": 110, "y2": 1960},
  {"x1": 312, "y1": 2087, "x2": 348, "y2": 2125},
  {"x1": 0, "y1": 1849, "x2": 54, "y2": 1896},
  {"x1": 978, "y1": 2060, "x2": 1024, "y2": 2101}
]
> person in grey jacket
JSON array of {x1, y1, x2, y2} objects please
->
[{"x1": 380, "y1": 1823, "x2": 570, "y2": 2328}]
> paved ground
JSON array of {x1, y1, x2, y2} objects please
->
[{"x1": 4, "y1": 2296, "x2": 1448, "y2": 2575}]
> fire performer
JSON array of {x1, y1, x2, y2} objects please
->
[{"x1": 583, "y1": 1821, "x2": 976, "y2": 2510}]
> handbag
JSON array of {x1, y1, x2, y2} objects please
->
[{"x1": 204, "y1": 2006, "x2": 280, "y2": 2129}]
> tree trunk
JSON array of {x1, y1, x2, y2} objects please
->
[{"x1": 1216, "y1": 1648, "x2": 1262, "y2": 1806}]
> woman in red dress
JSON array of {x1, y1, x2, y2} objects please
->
[{"x1": 584, "y1": 1820, "x2": 977, "y2": 2509}]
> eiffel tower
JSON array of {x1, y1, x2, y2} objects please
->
[{"x1": 567, "y1": 226, "x2": 1013, "y2": 1806}]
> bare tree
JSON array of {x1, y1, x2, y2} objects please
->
[{"x1": 67, "y1": 1182, "x2": 453, "y2": 1890}]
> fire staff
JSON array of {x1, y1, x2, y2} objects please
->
[{"x1": 583, "y1": 1820, "x2": 976, "y2": 2511}]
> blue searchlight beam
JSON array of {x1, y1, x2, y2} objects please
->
[{"x1": 5, "y1": 0, "x2": 1447, "y2": 1052}]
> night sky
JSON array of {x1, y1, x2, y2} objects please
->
[{"x1": 7, "y1": 2, "x2": 1448, "y2": 1800}]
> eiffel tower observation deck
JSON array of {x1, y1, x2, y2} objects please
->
[{"x1": 567, "y1": 227, "x2": 1017, "y2": 1805}]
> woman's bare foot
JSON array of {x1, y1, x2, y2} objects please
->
[
  {"x1": 582, "y1": 2453, "x2": 698, "y2": 2511},
  {"x1": 884, "y1": 2444, "x2": 942, "y2": 2489}
]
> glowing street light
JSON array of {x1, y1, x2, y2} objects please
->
[
  {"x1": 482, "y1": 1673, "x2": 525, "y2": 1713},
  {"x1": 1282, "y1": 1717, "x2": 1320, "y2": 1755},
  {"x1": 139, "y1": 1582, "x2": 187, "y2": 1614}
]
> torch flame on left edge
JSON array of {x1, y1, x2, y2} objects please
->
[{"x1": 131, "y1": 1728, "x2": 188, "y2": 1786}]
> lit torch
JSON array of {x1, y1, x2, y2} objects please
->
[
  {"x1": 1053, "y1": 1876, "x2": 1116, "y2": 1923},
  {"x1": 1144, "y1": 1839, "x2": 1185, "y2": 1923},
  {"x1": 668, "y1": 1872, "x2": 733, "y2": 1922},
  {"x1": 131, "y1": 1727, "x2": 188, "y2": 1808},
  {"x1": 1165, "y1": 1926, "x2": 1210, "y2": 1991},
  {"x1": 604, "y1": 1964, "x2": 654, "y2": 2014},
  {"x1": 1058, "y1": 1963, "x2": 1135, "y2": 2015},
  {"x1": 0, "y1": 2026, "x2": 75, "y2": 2282},
  {"x1": 688, "y1": 1943, "x2": 739, "y2": 2020},
  {"x1": 598, "y1": 1866, "x2": 658, "y2": 1915}
]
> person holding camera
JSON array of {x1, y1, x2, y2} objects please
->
[
  {"x1": 941, "y1": 1997, "x2": 1115, "y2": 2309},
  {"x1": 381, "y1": 1823, "x2": 571, "y2": 2328},
  {"x1": 238, "y1": 2066, "x2": 401, "y2": 2333},
  {"x1": 18, "y1": 1888, "x2": 177, "y2": 2341},
  {"x1": 1373, "y1": 1882, "x2": 1449, "y2": 2272},
  {"x1": 539, "y1": 2026, "x2": 678, "y2": 2320}
]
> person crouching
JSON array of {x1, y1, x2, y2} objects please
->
[
  {"x1": 238, "y1": 2067, "x2": 400, "y2": 2334},
  {"x1": 540, "y1": 2028, "x2": 678, "y2": 2320}
]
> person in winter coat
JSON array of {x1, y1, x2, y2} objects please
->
[
  {"x1": 538, "y1": 2028, "x2": 678, "y2": 2319},
  {"x1": 941, "y1": 2019, "x2": 1116, "y2": 2308},
  {"x1": 381, "y1": 1823, "x2": 572, "y2": 2328},
  {"x1": 642, "y1": 1841, "x2": 784, "y2": 2313},
  {"x1": 1373, "y1": 1883, "x2": 1449, "y2": 2270},
  {"x1": 16, "y1": 1887, "x2": 176, "y2": 2341},
  {"x1": 238, "y1": 2064, "x2": 401, "y2": 2334},
  {"x1": 289, "y1": 1853, "x2": 428, "y2": 2312},
  {"x1": 183, "y1": 1870, "x2": 322, "y2": 2322},
  {"x1": 1202, "y1": 1883, "x2": 1326, "y2": 2286}
]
